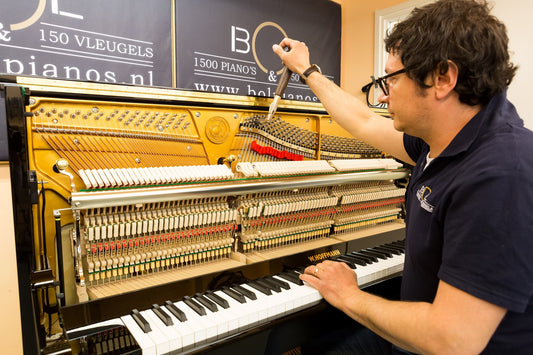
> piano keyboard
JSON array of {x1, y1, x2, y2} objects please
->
[{"x1": 68, "y1": 240, "x2": 404, "y2": 354}]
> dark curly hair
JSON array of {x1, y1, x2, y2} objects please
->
[{"x1": 385, "y1": 0, "x2": 517, "y2": 106}]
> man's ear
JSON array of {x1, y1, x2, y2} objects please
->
[{"x1": 433, "y1": 60, "x2": 458, "y2": 100}]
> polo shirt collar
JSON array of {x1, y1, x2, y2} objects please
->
[{"x1": 438, "y1": 91, "x2": 518, "y2": 158}]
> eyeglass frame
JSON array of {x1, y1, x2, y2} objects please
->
[{"x1": 361, "y1": 67, "x2": 409, "y2": 107}]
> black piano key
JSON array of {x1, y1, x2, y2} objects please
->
[
  {"x1": 390, "y1": 240, "x2": 406, "y2": 248},
  {"x1": 152, "y1": 303, "x2": 173, "y2": 326},
  {"x1": 277, "y1": 271, "x2": 303, "y2": 286},
  {"x1": 265, "y1": 275, "x2": 290, "y2": 290},
  {"x1": 349, "y1": 251, "x2": 373, "y2": 265},
  {"x1": 257, "y1": 278, "x2": 281, "y2": 293},
  {"x1": 383, "y1": 243, "x2": 405, "y2": 253},
  {"x1": 232, "y1": 284, "x2": 258, "y2": 300},
  {"x1": 334, "y1": 256, "x2": 356, "y2": 269},
  {"x1": 351, "y1": 251, "x2": 378, "y2": 263},
  {"x1": 360, "y1": 249, "x2": 388, "y2": 260},
  {"x1": 294, "y1": 266, "x2": 307, "y2": 274},
  {"x1": 165, "y1": 300, "x2": 187, "y2": 322},
  {"x1": 222, "y1": 286, "x2": 246, "y2": 304},
  {"x1": 194, "y1": 293, "x2": 218, "y2": 313},
  {"x1": 341, "y1": 253, "x2": 367, "y2": 266},
  {"x1": 338, "y1": 254, "x2": 362, "y2": 266},
  {"x1": 205, "y1": 290, "x2": 230, "y2": 309},
  {"x1": 131, "y1": 309, "x2": 151, "y2": 333},
  {"x1": 373, "y1": 245, "x2": 401, "y2": 255},
  {"x1": 369, "y1": 247, "x2": 393, "y2": 258},
  {"x1": 183, "y1": 296, "x2": 207, "y2": 316},
  {"x1": 247, "y1": 280, "x2": 272, "y2": 295}
]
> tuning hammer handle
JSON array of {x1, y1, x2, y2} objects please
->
[{"x1": 274, "y1": 66, "x2": 292, "y2": 97}]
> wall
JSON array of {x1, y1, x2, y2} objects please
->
[
  {"x1": 333, "y1": 0, "x2": 532, "y2": 128},
  {"x1": 331, "y1": 0, "x2": 408, "y2": 101},
  {"x1": 492, "y1": 0, "x2": 532, "y2": 128},
  {"x1": 0, "y1": 164, "x2": 23, "y2": 354}
]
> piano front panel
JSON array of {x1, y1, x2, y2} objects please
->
[{"x1": 65, "y1": 237, "x2": 405, "y2": 355}]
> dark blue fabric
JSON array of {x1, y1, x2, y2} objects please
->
[{"x1": 402, "y1": 91, "x2": 533, "y2": 353}]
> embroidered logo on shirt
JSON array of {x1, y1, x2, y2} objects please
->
[{"x1": 416, "y1": 185, "x2": 434, "y2": 213}]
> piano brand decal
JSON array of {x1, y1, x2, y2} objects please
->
[
  {"x1": 416, "y1": 185, "x2": 434, "y2": 213},
  {"x1": 308, "y1": 249, "x2": 341, "y2": 263},
  {"x1": 0, "y1": 0, "x2": 172, "y2": 86}
]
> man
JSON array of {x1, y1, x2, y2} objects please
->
[{"x1": 273, "y1": 0, "x2": 533, "y2": 353}]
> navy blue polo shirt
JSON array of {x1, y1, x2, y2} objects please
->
[{"x1": 402, "y1": 92, "x2": 533, "y2": 353}]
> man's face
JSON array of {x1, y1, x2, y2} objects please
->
[{"x1": 379, "y1": 52, "x2": 431, "y2": 136}]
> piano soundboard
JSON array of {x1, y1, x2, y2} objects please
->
[{"x1": 3, "y1": 76, "x2": 408, "y2": 354}]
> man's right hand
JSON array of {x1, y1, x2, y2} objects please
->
[{"x1": 272, "y1": 38, "x2": 312, "y2": 78}]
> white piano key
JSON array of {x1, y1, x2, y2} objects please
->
[
  {"x1": 213, "y1": 290, "x2": 256, "y2": 331},
  {"x1": 172, "y1": 300, "x2": 212, "y2": 345},
  {"x1": 239, "y1": 283, "x2": 285, "y2": 321},
  {"x1": 272, "y1": 275, "x2": 319, "y2": 311},
  {"x1": 194, "y1": 298, "x2": 230, "y2": 339},
  {"x1": 120, "y1": 314, "x2": 156, "y2": 355},
  {"x1": 141, "y1": 309, "x2": 181, "y2": 353},
  {"x1": 161, "y1": 303, "x2": 196, "y2": 351}
]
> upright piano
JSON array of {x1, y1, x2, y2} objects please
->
[{"x1": 2, "y1": 76, "x2": 408, "y2": 354}]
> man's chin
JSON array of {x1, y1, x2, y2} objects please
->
[{"x1": 391, "y1": 116, "x2": 404, "y2": 132}]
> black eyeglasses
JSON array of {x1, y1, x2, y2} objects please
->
[{"x1": 361, "y1": 68, "x2": 408, "y2": 107}]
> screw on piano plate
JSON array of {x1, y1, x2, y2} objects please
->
[
  {"x1": 195, "y1": 112, "x2": 201, "y2": 117},
  {"x1": 187, "y1": 146, "x2": 192, "y2": 151},
  {"x1": 29, "y1": 98, "x2": 36, "y2": 105},
  {"x1": 92, "y1": 107, "x2": 99, "y2": 113},
  {"x1": 234, "y1": 114, "x2": 238, "y2": 119},
  {"x1": 135, "y1": 158, "x2": 141, "y2": 164}
]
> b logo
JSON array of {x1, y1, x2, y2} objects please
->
[
  {"x1": 251, "y1": 22, "x2": 288, "y2": 75},
  {"x1": 231, "y1": 21, "x2": 288, "y2": 76}
]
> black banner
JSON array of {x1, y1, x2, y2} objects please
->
[
  {"x1": 0, "y1": 0, "x2": 172, "y2": 86},
  {"x1": 175, "y1": 0, "x2": 341, "y2": 102},
  {"x1": 0, "y1": 0, "x2": 340, "y2": 102},
  {"x1": 0, "y1": 87, "x2": 7, "y2": 161}
]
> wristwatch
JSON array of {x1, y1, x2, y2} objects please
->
[{"x1": 300, "y1": 64, "x2": 321, "y2": 84}]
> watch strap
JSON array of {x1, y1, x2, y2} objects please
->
[{"x1": 300, "y1": 64, "x2": 321, "y2": 84}]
